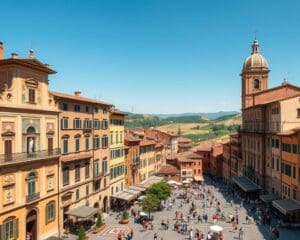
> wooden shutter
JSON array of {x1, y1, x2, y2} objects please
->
[
  {"x1": 29, "y1": 89, "x2": 35, "y2": 103},
  {"x1": 48, "y1": 138, "x2": 53, "y2": 152},
  {"x1": 13, "y1": 218, "x2": 19, "y2": 238}
]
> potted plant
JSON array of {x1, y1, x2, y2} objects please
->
[
  {"x1": 77, "y1": 225, "x2": 89, "y2": 240},
  {"x1": 119, "y1": 209, "x2": 130, "y2": 224},
  {"x1": 92, "y1": 212, "x2": 106, "y2": 234}
]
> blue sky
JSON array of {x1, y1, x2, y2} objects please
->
[{"x1": 2, "y1": 0, "x2": 300, "y2": 113}]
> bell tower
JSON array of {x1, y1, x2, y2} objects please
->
[{"x1": 241, "y1": 39, "x2": 270, "y2": 109}]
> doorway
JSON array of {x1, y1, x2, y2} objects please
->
[{"x1": 26, "y1": 210, "x2": 37, "y2": 240}]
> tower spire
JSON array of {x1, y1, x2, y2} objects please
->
[{"x1": 252, "y1": 38, "x2": 259, "y2": 54}]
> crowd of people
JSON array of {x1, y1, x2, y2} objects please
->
[{"x1": 112, "y1": 176, "x2": 282, "y2": 240}]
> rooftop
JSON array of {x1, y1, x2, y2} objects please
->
[{"x1": 50, "y1": 91, "x2": 113, "y2": 106}]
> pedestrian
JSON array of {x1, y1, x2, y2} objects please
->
[
  {"x1": 154, "y1": 232, "x2": 158, "y2": 240},
  {"x1": 238, "y1": 227, "x2": 244, "y2": 240},
  {"x1": 118, "y1": 233, "x2": 122, "y2": 240}
]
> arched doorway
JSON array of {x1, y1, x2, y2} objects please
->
[
  {"x1": 26, "y1": 209, "x2": 37, "y2": 240},
  {"x1": 103, "y1": 196, "x2": 108, "y2": 213}
]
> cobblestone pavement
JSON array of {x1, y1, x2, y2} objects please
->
[{"x1": 65, "y1": 181, "x2": 300, "y2": 240}]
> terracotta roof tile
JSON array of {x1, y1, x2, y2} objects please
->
[
  {"x1": 157, "y1": 164, "x2": 180, "y2": 175},
  {"x1": 50, "y1": 91, "x2": 113, "y2": 106}
]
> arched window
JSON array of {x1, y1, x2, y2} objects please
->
[
  {"x1": 27, "y1": 126, "x2": 36, "y2": 134},
  {"x1": 253, "y1": 79, "x2": 260, "y2": 89},
  {"x1": 26, "y1": 172, "x2": 37, "y2": 199}
]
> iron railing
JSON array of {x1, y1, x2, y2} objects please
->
[{"x1": 0, "y1": 148, "x2": 61, "y2": 165}]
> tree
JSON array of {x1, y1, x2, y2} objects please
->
[
  {"x1": 96, "y1": 212, "x2": 104, "y2": 228},
  {"x1": 147, "y1": 182, "x2": 172, "y2": 201},
  {"x1": 77, "y1": 225, "x2": 86, "y2": 240},
  {"x1": 142, "y1": 194, "x2": 160, "y2": 217},
  {"x1": 177, "y1": 126, "x2": 181, "y2": 135}
]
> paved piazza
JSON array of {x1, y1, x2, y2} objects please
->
[{"x1": 66, "y1": 179, "x2": 300, "y2": 240}]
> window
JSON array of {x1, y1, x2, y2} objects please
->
[
  {"x1": 46, "y1": 202, "x2": 55, "y2": 224},
  {"x1": 85, "y1": 162, "x2": 90, "y2": 179},
  {"x1": 116, "y1": 131, "x2": 119, "y2": 143},
  {"x1": 253, "y1": 79, "x2": 260, "y2": 89},
  {"x1": 63, "y1": 139, "x2": 68, "y2": 154},
  {"x1": 2, "y1": 217, "x2": 18, "y2": 240},
  {"x1": 85, "y1": 106, "x2": 89, "y2": 113},
  {"x1": 62, "y1": 103, "x2": 68, "y2": 111},
  {"x1": 61, "y1": 118, "x2": 68, "y2": 129},
  {"x1": 86, "y1": 185, "x2": 89, "y2": 196},
  {"x1": 63, "y1": 167, "x2": 69, "y2": 185},
  {"x1": 76, "y1": 189, "x2": 80, "y2": 200},
  {"x1": 102, "y1": 158, "x2": 108, "y2": 173},
  {"x1": 73, "y1": 118, "x2": 81, "y2": 129},
  {"x1": 102, "y1": 135, "x2": 108, "y2": 148},
  {"x1": 293, "y1": 166, "x2": 296, "y2": 179},
  {"x1": 94, "y1": 180, "x2": 100, "y2": 192},
  {"x1": 29, "y1": 88, "x2": 35, "y2": 103},
  {"x1": 102, "y1": 120, "x2": 108, "y2": 129},
  {"x1": 4, "y1": 140, "x2": 12, "y2": 160},
  {"x1": 94, "y1": 107, "x2": 99, "y2": 113},
  {"x1": 93, "y1": 119, "x2": 100, "y2": 129},
  {"x1": 75, "y1": 164, "x2": 80, "y2": 182},
  {"x1": 297, "y1": 109, "x2": 300, "y2": 118},
  {"x1": 74, "y1": 105, "x2": 80, "y2": 112},
  {"x1": 110, "y1": 132, "x2": 113, "y2": 144},
  {"x1": 103, "y1": 107, "x2": 108, "y2": 114},
  {"x1": 75, "y1": 138, "x2": 80, "y2": 152},
  {"x1": 27, "y1": 172, "x2": 36, "y2": 199},
  {"x1": 93, "y1": 137, "x2": 100, "y2": 149},
  {"x1": 85, "y1": 138, "x2": 89, "y2": 151},
  {"x1": 94, "y1": 161, "x2": 99, "y2": 177}
]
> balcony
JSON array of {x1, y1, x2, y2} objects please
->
[
  {"x1": 0, "y1": 148, "x2": 61, "y2": 166},
  {"x1": 93, "y1": 171, "x2": 104, "y2": 179},
  {"x1": 26, "y1": 192, "x2": 40, "y2": 203}
]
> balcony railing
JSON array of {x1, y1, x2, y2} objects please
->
[
  {"x1": 0, "y1": 148, "x2": 61, "y2": 165},
  {"x1": 26, "y1": 192, "x2": 40, "y2": 203}
]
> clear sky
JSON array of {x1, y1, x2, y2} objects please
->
[{"x1": 1, "y1": 0, "x2": 300, "y2": 114}]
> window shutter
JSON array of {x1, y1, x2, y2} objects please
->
[
  {"x1": 46, "y1": 204, "x2": 48, "y2": 224},
  {"x1": 14, "y1": 218, "x2": 19, "y2": 238}
]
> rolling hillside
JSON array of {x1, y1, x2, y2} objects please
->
[{"x1": 125, "y1": 112, "x2": 242, "y2": 145}]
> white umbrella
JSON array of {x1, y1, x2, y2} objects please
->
[
  {"x1": 139, "y1": 211, "x2": 147, "y2": 217},
  {"x1": 182, "y1": 180, "x2": 190, "y2": 184},
  {"x1": 209, "y1": 225, "x2": 223, "y2": 233},
  {"x1": 138, "y1": 195, "x2": 146, "y2": 201},
  {"x1": 176, "y1": 182, "x2": 183, "y2": 186},
  {"x1": 167, "y1": 180, "x2": 178, "y2": 185}
]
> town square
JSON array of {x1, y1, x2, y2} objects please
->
[{"x1": 1, "y1": 1, "x2": 300, "y2": 240}]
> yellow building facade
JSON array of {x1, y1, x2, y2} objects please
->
[
  {"x1": 0, "y1": 45, "x2": 60, "y2": 240},
  {"x1": 109, "y1": 111, "x2": 126, "y2": 203},
  {"x1": 52, "y1": 91, "x2": 112, "y2": 234},
  {"x1": 139, "y1": 140, "x2": 156, "y2": 182}
]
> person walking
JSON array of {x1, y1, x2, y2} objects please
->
[
  {"x1": 238, "y1": 227, "x2": 244, "y2": 240},
  {"x1": 154, "y1": 232, "x2": 158, "y2": 240}
]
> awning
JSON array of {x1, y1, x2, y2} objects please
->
[
  {"x1": 260, "y1": 194, "x2": 280, "y2": 203},
  {"x1": 194, "y1": 175, "x2": 204, "y2": 181},
  {"x1": 232, "y1": 176, "x2": 262, "y2": 192},
  {"x1": 272, "y1": 199, "x2": 300, "y2": 215},
  {"x1": 128, "y1": 185, "x2": 146, "y2": 192},
  {"x1": 111, "y1": 188, "x2": 141, "y2": 201},
  {"x1": 135, "y1": 176, "x2": 164, "y2": 189},
  {"x1": 65, "y1": 206, "x2": 99, "y2": 219}
]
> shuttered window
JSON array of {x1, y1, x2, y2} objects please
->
[
  {"x1": 29, "y1": 89, "x2": 35, "y2": 103},
  {"x1": 0, "y1": 217, "x2": 18, "y2": 240},
  {"x1": 46, "y1": 202, "x2": 56, "y2": 224}
]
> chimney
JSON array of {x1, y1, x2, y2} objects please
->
[
  {"x1": 29, "y1": 49, "x2": 34, "y2": 59},
  {"x1": 74, "y1": 91, "x2": 81, "y2": 97},
  {"x1": 11, "y1": 53, "x2": 18, "y2": 59},
  {"x1": 0, "y1": 42, "x2": 3, "y2": 59}
]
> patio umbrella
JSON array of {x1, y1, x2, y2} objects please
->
[
  {"x1": 182, "y1": 180, "x2": 191, "y2": 184},
  {"x1": 139, "y1": 211, "x2": 147, "y2": 216},
  {"x1": 167, "y1": 180, "x2": 178, "y2": 185},
  {"x1": 209, "y1": 225, "x2": 223, "y2": 233}
]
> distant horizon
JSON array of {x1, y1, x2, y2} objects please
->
[{"x1": 2, "y1": 0, "x2": 300, "y2": 113}]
